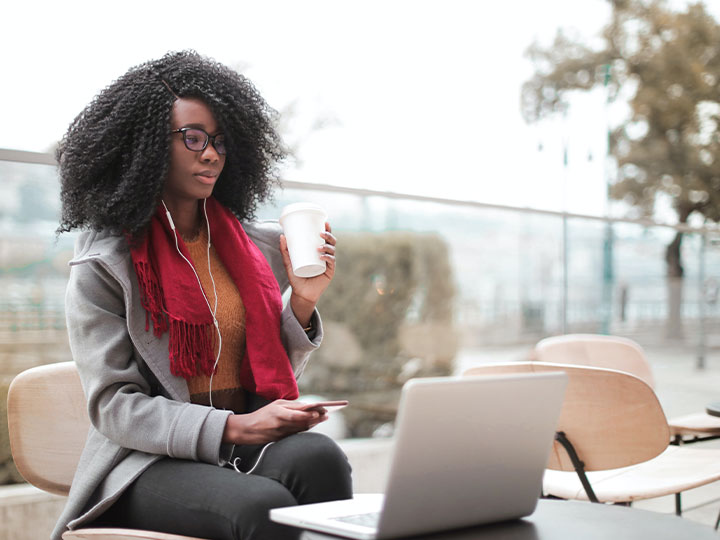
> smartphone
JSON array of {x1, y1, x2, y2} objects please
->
[{"x1": 298, "y1": 400, "x2": 349, "y2": 413}]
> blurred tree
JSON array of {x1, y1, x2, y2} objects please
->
[
  {"x1": 275, "y1": 98, "x2": 341, "y2": 168},
  {"x1": 229, "y1": 61, "x2": 341, "y2": 168},
  {"x1": 522, "y1": 0, "x2": 720, "y2": 339}
]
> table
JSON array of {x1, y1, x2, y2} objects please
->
[
  {"x1": 706, "y1": 402, "x2": 720, "y2": 417},
  {"x1": 299, "y1": 499, "x2": 718, "y2": 540}
]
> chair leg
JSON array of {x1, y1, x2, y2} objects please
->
[
  {"x1": 675, "y1": 492, "x2": 682, "y2": 516},
  {"x1": 715, "y1": 507, "x2": 720, "y2": 530},
  {"x1": 554, "y1": 431, "x2": 599, "y2": 503}
]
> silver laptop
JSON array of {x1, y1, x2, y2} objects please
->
[{"x1": 271, "y1": 372, "x2": 567, "y2": 539}]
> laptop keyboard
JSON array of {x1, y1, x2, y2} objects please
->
[{"x1": 331, "y1": 511, "x2": 381, "y2": 529}]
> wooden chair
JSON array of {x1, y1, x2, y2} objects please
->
[
  {"x1": 534, "y1": 333, "x2": 720, "y2": 443},
  {"x1": 7, "y1": 362, "x2": 209, "y2": 540},
  {"x1": 463, "y1": 361, "x2": 720, "y2": 519}
]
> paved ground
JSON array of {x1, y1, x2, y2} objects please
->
[{"x1": 454, "y1": 342, "x2": 720, "y2": 529}]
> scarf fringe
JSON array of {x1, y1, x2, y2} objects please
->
[
  {"x1": 133, "y1": 261, "x2": 168, "y2": 337},
  {"x1": 136, "y1": 256, "x2": 217, "y2": 379},
  {"x1": 168, "y1": 318, "x2": 217, "y2": 378}
]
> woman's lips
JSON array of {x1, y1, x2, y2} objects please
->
[{"x1": 194, "y1": 172, "x2": 217, "y2": 185}]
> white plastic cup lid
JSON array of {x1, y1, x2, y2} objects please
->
[{"x1": 279, "y1": 202, "x2": 327, "y2": 222}]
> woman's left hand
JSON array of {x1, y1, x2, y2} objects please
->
[{"x1": 280, "y1": 222, "x2": 336, "y2": 327}]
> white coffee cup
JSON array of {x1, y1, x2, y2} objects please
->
[{"x1": 279, "y1": 203, "x2": 328, "y2": 278}]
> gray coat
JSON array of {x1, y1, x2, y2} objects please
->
[{"x1": 52, "y1": 221, "x2": 323, "y2": 540}]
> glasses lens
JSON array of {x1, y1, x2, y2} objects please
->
[
  {"x1": 183, "y1": 129, "x2": 208, "y2": 151},
  {"x1": 213, "y1": 135, "x2": 227, "y2": 155}
]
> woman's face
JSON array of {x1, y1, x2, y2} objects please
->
[{"x1": 163, "y1": 98, "x2": 226, "y2": 206}]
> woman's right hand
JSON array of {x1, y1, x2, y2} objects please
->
[{"x1": 222, "y1": 399, "x2": 328, "y2": 445}]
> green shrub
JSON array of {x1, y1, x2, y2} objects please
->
[{"x1": 300, "y1": 231, "x2": 458, "y2": 436}]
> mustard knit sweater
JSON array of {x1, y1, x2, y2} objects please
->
[{"x1": 184, "y1": 227, "x2": 247, "y2": 412}]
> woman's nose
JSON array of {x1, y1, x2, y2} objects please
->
[{"x1": 200, "y1": 144, "x2": 221, "y2": 162}]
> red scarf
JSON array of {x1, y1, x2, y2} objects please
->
[{"x1": 129, "y1": 197, "x2": 299, "y2": 400}]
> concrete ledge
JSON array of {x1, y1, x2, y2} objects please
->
[
  {"x1": 0, "y1": 483, "x2": 63, "y2": 505},
  {"x1": 338, "y1": 437, "x2": 394, "y2": 493},
  {"x1": 0, "y1": 483, "x2": 66, "y2": 540}
]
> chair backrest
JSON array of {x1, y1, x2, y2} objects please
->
[
  {"x1": 7, "y1": 361, "x2": 90, "y2": 496},
  {"x1": 534, "y1": 334, "x2": 655, "y2": 388},
  {"x1": 462, "y1": 362, "x2": 669, "y2": 472}
]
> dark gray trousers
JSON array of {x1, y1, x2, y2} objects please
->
[{"x1": 91, "y1": 431, "x2": 353, "y2": 540}]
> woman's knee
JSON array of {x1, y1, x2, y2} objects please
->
[
  {"x1": 228, "y1": 481, "x2": 299, "y2": 540},
  {"x1": 273, "y1": 432, "x2": 353, "y2": 503},
  {"x1": 291, "y1": 433, "x2": 351, "y2": 475}
]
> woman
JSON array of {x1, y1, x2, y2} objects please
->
[{"x1": 53, "y1": 50, "x2": 352, "y2": 540}]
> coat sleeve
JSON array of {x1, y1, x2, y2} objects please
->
[
  {"x1": 281, "y1": 302, "x2": 323, "y2": 379},
  {"x1": 65, "y1": 259, "x2": 233, "y2": 465}
]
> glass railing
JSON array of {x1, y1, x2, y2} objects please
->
[
  {"x1": 0, "y1": 153, "x2": 73, "y2": 377},
  {"x1": 3, "y1": 149, "x2": 720, "y2": 434},
  {"x1": 258, "y1": 183, "x2": 720, "y2": 353}
]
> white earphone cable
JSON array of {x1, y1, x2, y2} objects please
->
[
  {"x1": 230, "y1": 441, "x2": 275, "y2": 475},
  {"x1": 161, "y1": 200, "x2": 274, "y2": 477},
  {"x1": 161, "y1": 198, "x2": 223, "y2": 409}
]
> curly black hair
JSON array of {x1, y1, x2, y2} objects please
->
[{"x1": 57, "y1": 50, "x2": 286, "y2": 239}]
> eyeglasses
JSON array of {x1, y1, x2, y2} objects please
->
[{"x1": 170, "y1": 127, "x2": 227, "y2": 155}]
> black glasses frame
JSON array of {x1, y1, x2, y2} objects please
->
[{"x1": 170, "y1": 127, "x2": 227, "y2": 155}]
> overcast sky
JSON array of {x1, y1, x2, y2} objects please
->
[{"x1": 4, "y1": 0, "x2": 712, "y2": 217}]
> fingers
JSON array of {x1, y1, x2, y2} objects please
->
[
  {"x1": 258, "y1": 407, "x2": 319, "y2": 440},
  {"x1": 281, "y1": 400, "x2": 314, "y2": 411},
  {"x1": 307, "y1": 412, "x2": 329, "y2": 429},
  {"x1": 319, "y1": 224, "x2": 336, "y2": 267},
  {"x1": 319, "y1": 245, "x2": 336, "y2": 263},
  {"x1": 276, "y1": 402, "x2": 322, "y2": 423},
  {"x1": 322, "y1": 223, "x2": 336, "y2": 244},
  {"x1": 279, "y1": 234, "x2": 294, "y2": 273},
  {"x1": 280, "y1": 410, "x2": 325, "y2": 435},
  {"x1": 319, "y1": 238, "x2": 336, "y2": 255},
  {"x1": 263, "y1": 400, "x2": 319, "y2": 422},
  {"x1": 279, "y1": 403, "x2": 329, "y2": 430}
]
